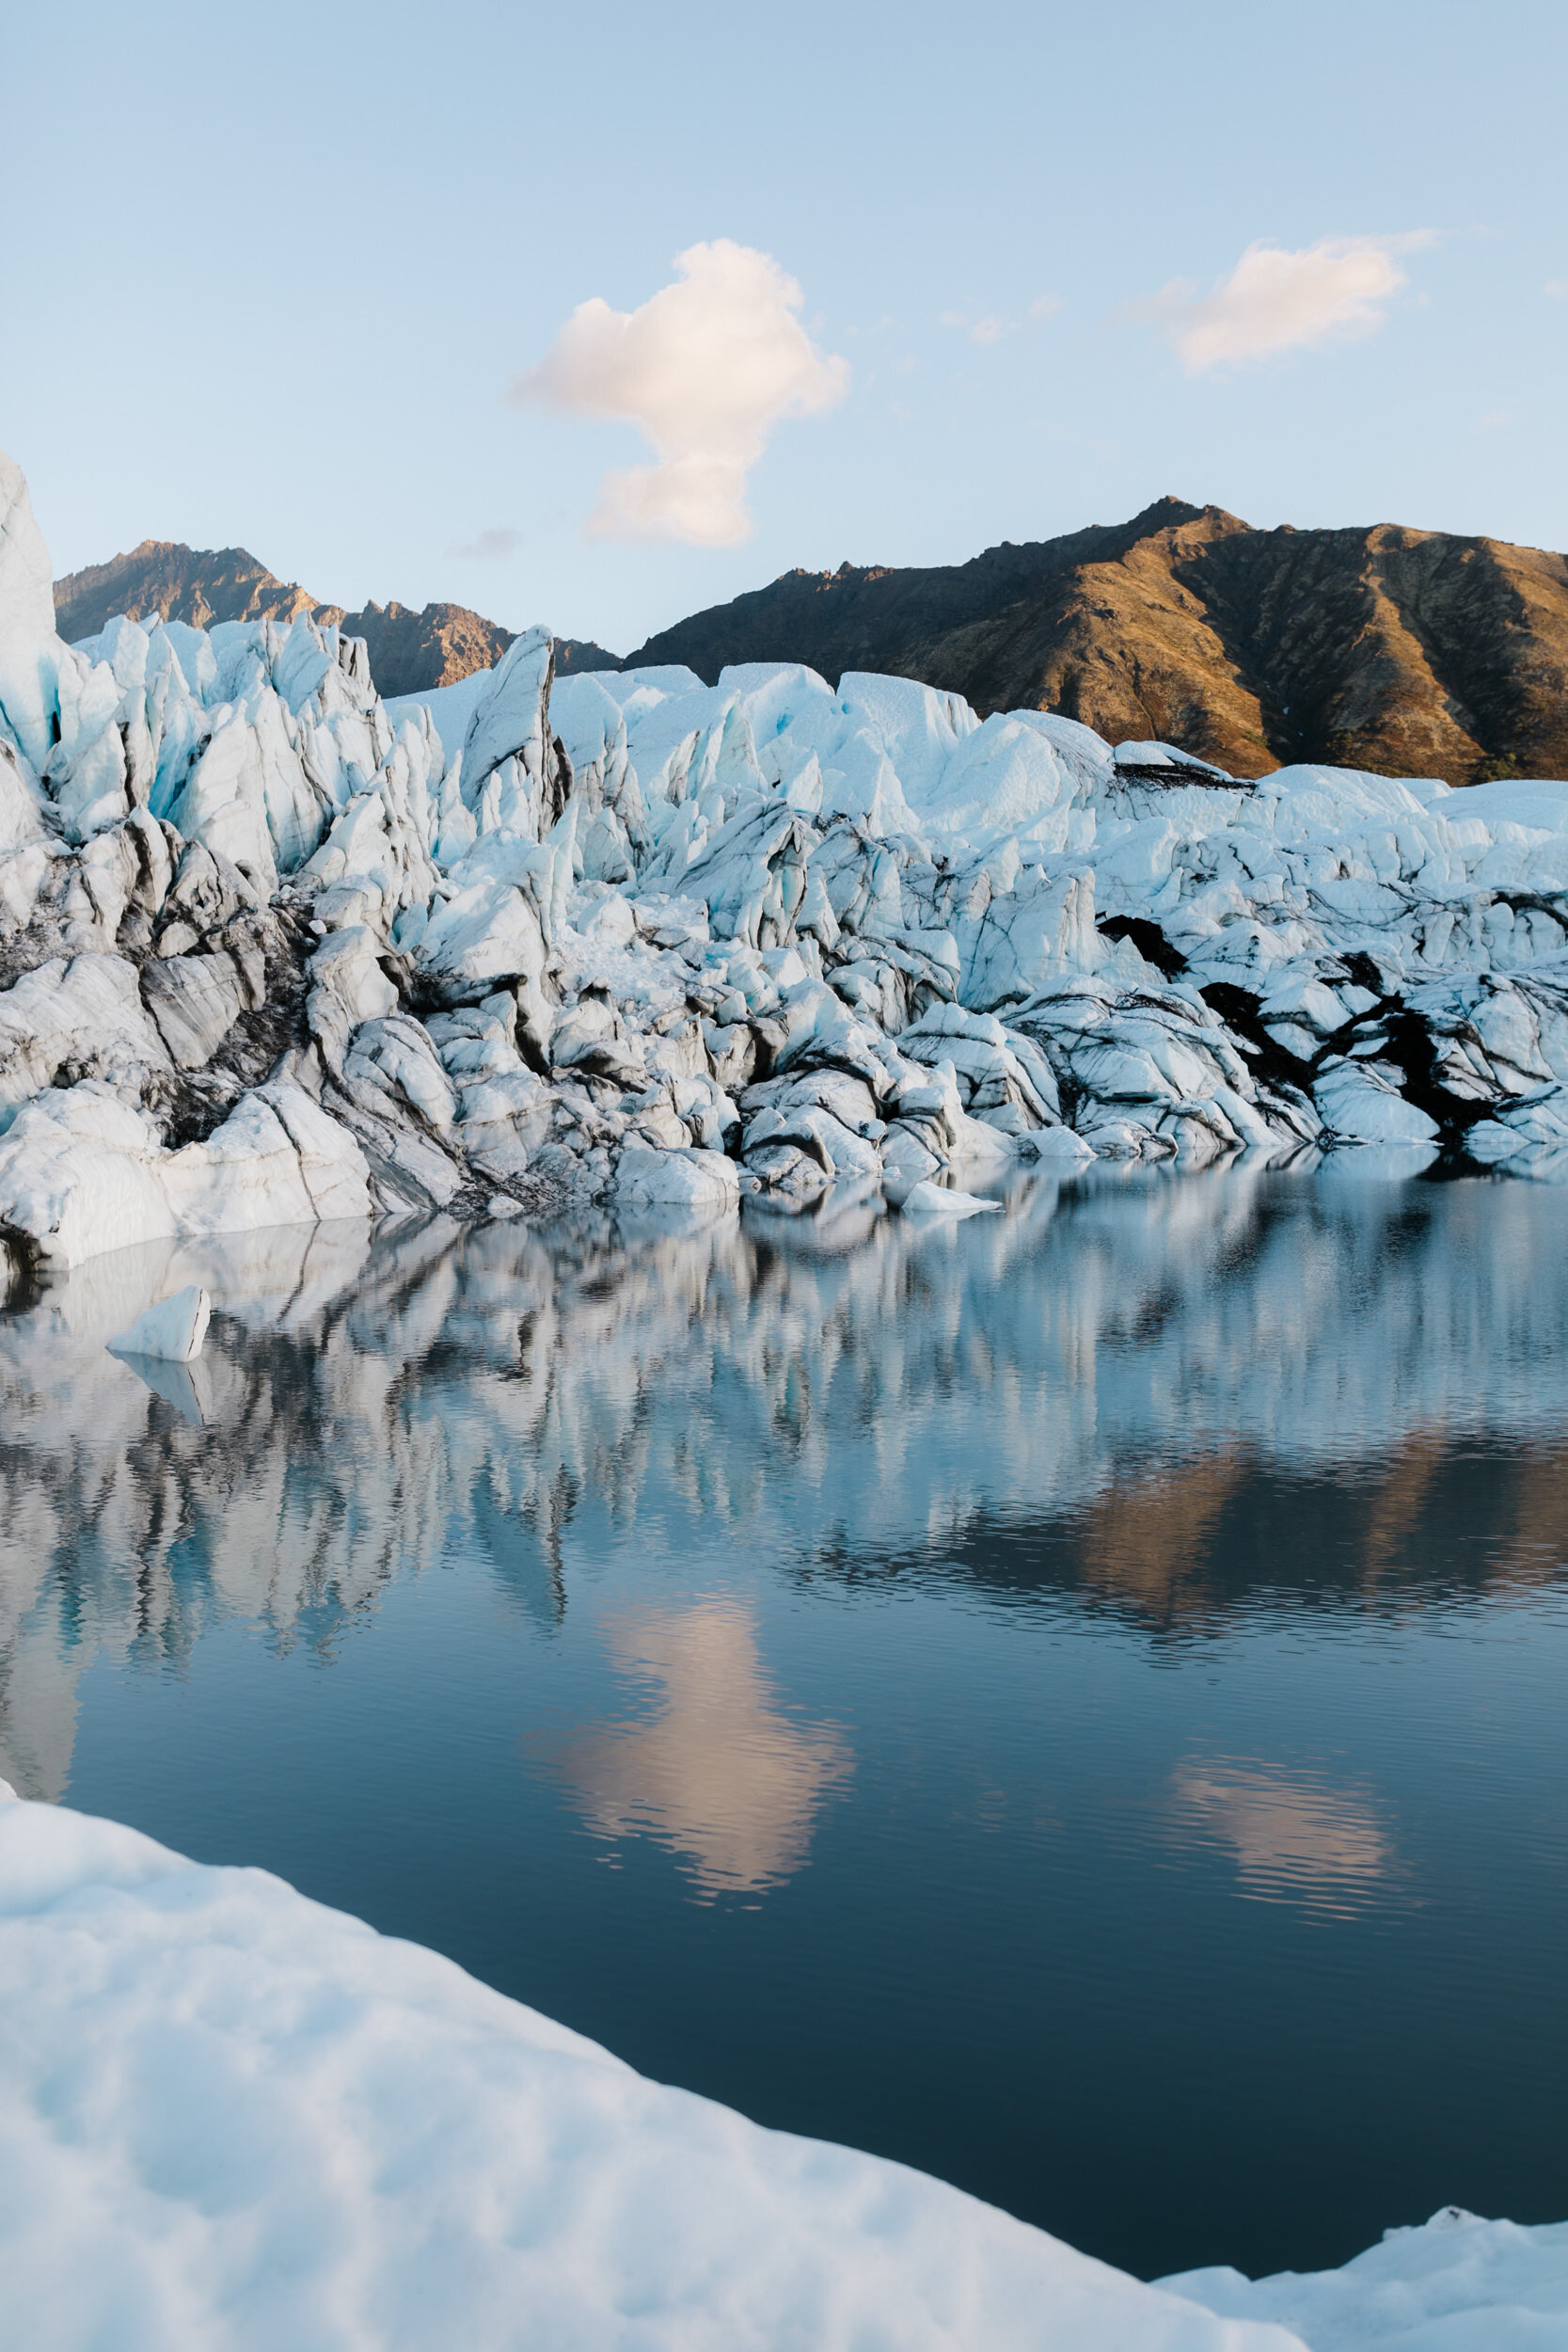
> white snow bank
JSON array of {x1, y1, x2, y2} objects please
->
[
  {"x1": 107, "y1": 1281, "x2": 211, "y2": 1361},
  {"x1": 0, "y1": 1796, "x2": 1303, "y2": 2352},
  {"x1": 1163, "y1": 2208, "x2": 1568, "y2": 2349}
]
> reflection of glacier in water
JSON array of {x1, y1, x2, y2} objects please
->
[
  {"x1": 3, "y1": 1166, "x2": 1568, "y2": 1804},
  {"x1": 3, "y1": 1167, "x2": 1568, "y2": 2282}
]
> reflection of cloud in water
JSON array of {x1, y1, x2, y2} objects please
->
[
  {"x1": 1170, "y1": 1758, "x2": 1393, "y2": 1914},
  {"x1": 546, "y1": 1601, "x2": 852, "y2": 1899}
]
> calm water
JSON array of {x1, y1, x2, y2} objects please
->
[{"x1": 2, "y1": 1169, "x2": 1566, "y2": 2283}]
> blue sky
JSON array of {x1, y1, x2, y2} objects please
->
[{"x1": 6, "y1": 0, "x2": 1566, "y2": 653}]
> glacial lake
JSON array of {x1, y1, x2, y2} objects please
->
[{"x1": 2, "y1": 1168, "x2": 1566, "y2": 2285}]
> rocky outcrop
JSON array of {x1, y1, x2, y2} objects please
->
[
  {"x1": 626, "y1": 502, "x2": 1568, "y2": 787},
  {"x1": 6, "y1": 446, "x2": 1568, "y2": 1272},
  {"x1": 53, "y1": 540, "x2": 620, "y2": 699}
]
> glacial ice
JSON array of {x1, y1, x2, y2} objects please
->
[{"x1": 3, "y1": 437, "x2": 1568, "y2": 1264}]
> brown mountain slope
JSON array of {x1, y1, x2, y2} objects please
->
[
  {"x1": 53, "y1": 541, "x2": 321, "y2": 639},
  {"x1": 626, "y1": 503, "x2": 1568, "y2": 785},
  {"x1": 52, "y1": 541, "x2": 620, "y2": 695}
]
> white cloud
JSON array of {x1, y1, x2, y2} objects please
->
[
  {"x1": 1028, "y1": 294, "x2": 1061, "y2": 322},
  {"x1": 940, "y1": 309, "x2": 1021, "y2": 345},
  {"x1": 513, "y1": 241, "x2": 848, "y2": 547},
  {"x1": 1547, "y1": 278, "x2": 1567, "y2": 301},
  {"x1": 450, "y1": 527, "x2": 522, "y2": 560},
  {"x1": 1141, "y1": 233, "x2": 1433, "y2": 373}
]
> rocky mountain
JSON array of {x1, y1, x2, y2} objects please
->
[
  {"x1": 626, "y1": 501, "x2": 1568, "y2": 787},
  {"x1": 52, "y1": 541, "x2": 619, "y2": 697}
]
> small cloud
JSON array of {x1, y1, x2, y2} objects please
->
[
  {"x1": 1028, "y1": 294, "x2": 1062, "y2": 322},
  {"x1": 1477, "y1": 405, "x2": 1515, "y2": 432},
  {"x1": 513, "y1": 240, "x2": 848, "y2": 547},
  {"x1": 1547, "y1": 278, "x2": 1567, "y2": 301},
  {"x1": 1136, "y1": 232, "x2": 1434, "y2": 373},
  {"x1": 450, "y1": 527, "x2": 523, "y2": 561},
  {"x1": 940, "y1": 310, "x2": 1018, "y2": 345}
]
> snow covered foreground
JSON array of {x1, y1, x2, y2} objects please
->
[
  {"x1": 3, "y1": 1794, "x2": 1563, "y2": 2351},
  {"x1": 6, "y1": 449, "x2": 1568, "y2": 1268}
]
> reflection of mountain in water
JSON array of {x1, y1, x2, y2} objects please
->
[
  {"x1": 808, "y1": 1438, "x2": 1568, "y2": 1631},
  {"x1": 3, "y1": 1168, "x2": 1567, "y2": 1796}
]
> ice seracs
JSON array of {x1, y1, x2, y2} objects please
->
[{"x1": 4, "y1": 439, "x2": 1568, "y2": 1268}]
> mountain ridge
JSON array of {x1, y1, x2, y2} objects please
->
[
  {"x1": 52, "y1": 540, "x2": 618, "y2": 695},
  {"x1": 625, "y1": 501, "x2": 1568, "y2": 787},
  {"x1": 55, "y1": 502, "x2": 1568, "y2": 787}
]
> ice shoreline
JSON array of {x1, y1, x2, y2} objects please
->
[{"x1": 2, "y1": 1787, "x2": 1563, "y2": 2350}]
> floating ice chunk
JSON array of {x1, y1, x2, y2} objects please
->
[
  {"x1": 898, "y1": 1178, "x2": 1002, "y2": 1217},
  {"x1": 108, "y1": 1283, "x2": 211, "y2": 1362}
]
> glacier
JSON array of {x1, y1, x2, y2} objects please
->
[
  {"x1": 2, "y1": 1785, "x2": 1564, "y2": 2351},
  {"x1": 4, "y1": 446, "x2": 1568, "y2": 1269}
]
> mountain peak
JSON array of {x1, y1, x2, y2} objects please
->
[{"x1": 626, "y1": 504, "x2": 1568, "y2": 785}]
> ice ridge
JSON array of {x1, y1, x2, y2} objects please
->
[{"x1": 5, "y1": 446, "x2": 1568, "y2": 1268}]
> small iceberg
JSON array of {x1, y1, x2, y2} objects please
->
[
  {"x1": 107, "y1": 1283, "x2": 212, "y2": 1363},
  {"x1": 898, "y1": 1180, "x2": 1003, "y2": 1218}
]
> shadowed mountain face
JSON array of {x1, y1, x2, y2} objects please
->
[
  {"x1": 52, "y1": 541, "x2": 620, "y2": 695},
  {"x1": 626, "y1": 501, "x2": 1568, "y2": 787}
]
